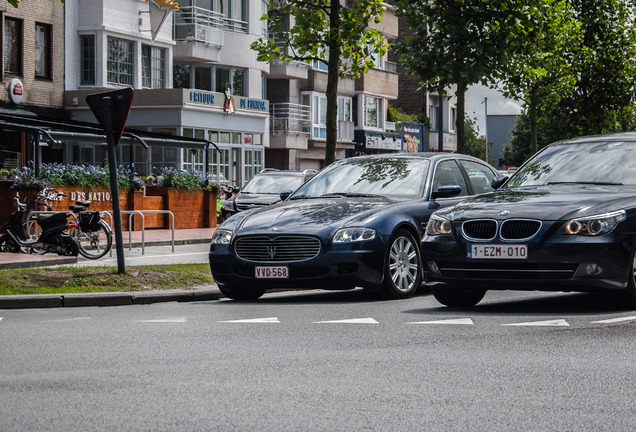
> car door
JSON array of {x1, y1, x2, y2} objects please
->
[{"x1": 458, "y1": 159, "x2": 498, "y2": 195}]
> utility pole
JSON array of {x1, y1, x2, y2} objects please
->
[{"x1": 482, "y1": 97, "x2": 488, "y2": 164}]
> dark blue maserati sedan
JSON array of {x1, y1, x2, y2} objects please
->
[
  {"x1": 209, "y1": 153, "x2": 499, "y2": 300},
  {"x1": 422, "y1": 133, "x2": 636, "y2": 308}
]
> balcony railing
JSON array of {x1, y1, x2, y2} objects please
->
[
  {"x1": 173, "y1": 6, "x2": 247, "y2": 45},
  {"x1": 270, "y1": 103, "x2": 311, "y2": 134}
]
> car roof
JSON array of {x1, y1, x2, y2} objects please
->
[
  {"x1": 338, "y1": 152, "x2": 488, "y2": 163},
  {"x1": 551, "y1": 132, "x2": 636, "y2": 146}
]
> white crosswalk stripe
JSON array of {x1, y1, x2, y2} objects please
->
[
  {"x1": 219, "y1": 317, "x2": 280, "y2": 323},
  {"x1": 590, "y1": 315, "x2": 636, "y2": 324},
  {"x1": 407, "y1": 318, "x2": 474, "y2": 325},
  {"x1": 313, "y1": 318, "x2": 379, "y2": 324},
  {"x1": 503, "y1": 319, "x2": 570, "y2": 327}
]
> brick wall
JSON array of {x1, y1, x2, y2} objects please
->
[{"x1": 0, "y1": 0, "x2": 64, "y2": 108}]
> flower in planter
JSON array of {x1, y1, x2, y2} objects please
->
[
  {"x1": 130, "y1": 177, "x2": 146, "y2": 191},
  {"x1": 11, "y1": 166, "x2": 51, "y2": 191}
]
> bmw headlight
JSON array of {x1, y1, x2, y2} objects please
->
[
  {"x1": 211, "y1": 229, "x2": 233, "y2": 244},
  {"x1": 558, "y1": 210, "x2": 626, "y2": 236},
  {"x1": 333, "y1": 227, "x2": 376, "y2": 243},
  {"x1": 426, "y1": 214, "x2": 453, "y2": 236}
]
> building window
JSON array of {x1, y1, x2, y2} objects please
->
[
  {"x1": 35, "y1": 23, "x2": 52, "y2": 79},
  {"x1": 4, "y1": 17, "x2": 23, "y2": 75},
  {"x1": 107, "y1": 37, "x2": 134, "y2": 85},
  {"x1": 177, "y1": 63, "x2": 247, "y2": 96},
  {"x1": 429, "y1": 104, "x2": 437, "y2": 131},
  {"x1": 80, "y1": 35, "x2": 95, "y2": 85},
  {"x1": 364, "y1": 95, "x2": 381, "y2": 129},
  {"x1": 311, "y1": 60, "x2": 328, "y2": 72},
  {"x1": 338, "y1": 97, "x2": 352, "y2": 122},
  {"x1": 142, "y1": 45, "x2": 166, "y2": 89}
]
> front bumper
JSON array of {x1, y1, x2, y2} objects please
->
[
  {"x1": 209, "y1": 241, "x2": 386, "y2": 290},
  {"x1": 422, "y1": 234, "x2": 632, "y2": 292}
]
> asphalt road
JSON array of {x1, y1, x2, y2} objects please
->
[{"x1": 2, "y1": 288, "x2": 636, "y2": 431}]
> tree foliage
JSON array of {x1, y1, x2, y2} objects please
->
[
  {"x1": 393, "y1": 0, "x2": 525, "y2": 154},
  {"x1": 462, "y1": 116, "x2": 492, "y2": 163},
  {"x1": 252, "y1": 0, "x2": 387, "y2": 166}
]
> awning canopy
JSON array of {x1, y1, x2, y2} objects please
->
[{"x1": 0, "y1": 112, "x2": 220, "y2": 152}]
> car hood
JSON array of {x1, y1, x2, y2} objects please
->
[
  {"x1": 235, "y1": 193, "x2": 280, "y2": 206},
  {"x1": 436, "y1": 185, "x2": 636, "y2": 221},
  {"x1": 231, "y1": 196, "x2": 395, "y2": 235}
]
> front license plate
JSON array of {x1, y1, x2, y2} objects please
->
[
  {"x1": 255, "y1": 266, "x2": 289, "y2": 279},
  {"x1": 468, "y1": 244, "x2": 528, "y2": 259}
]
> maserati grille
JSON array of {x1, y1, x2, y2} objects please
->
[{"x1": 234, "y1": 236, "x2": 321, "y2": 262}]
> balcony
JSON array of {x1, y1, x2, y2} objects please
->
[
  {"x1": 338, "y1": 121, "x2": 354, "y2": 142},
  {"x1": 173, "y1": 7, "x2": 226, "y2": 45},
  {"x1": 270, "y1": 103, "x2": 311, "y2": 135}
]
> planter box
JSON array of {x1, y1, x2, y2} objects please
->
[{"x1": 0, "y1": 183, "x2": 217, "y2": 231}]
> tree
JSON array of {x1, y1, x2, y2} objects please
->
[
  {"x1": 462, "y1": 116, "x2": 491, "y2": 163},
  {"x1": 546, "y1": 0, "x2": 636, "y2": 137},
  {"x1": 252, "y1": 1, "x2": 388, "y2": 166},
  {"x1": 497, "y1": 1, "x2": 583, "y2": 155},
  {"x1": 393, "y1": 0, "x2": 524, "y2": 154}
]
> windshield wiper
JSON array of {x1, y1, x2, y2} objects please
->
[
  {"x1": 319, "y1": 192, "x2": 382, "y2": 198},
  {"x1": 548, "y1": 181, "x2": 623, "y2": 186},
  {"x1": 288, "y1": 195, "x2": 315, "y2": 200}
]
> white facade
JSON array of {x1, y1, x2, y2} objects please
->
[{"x1": 64, "y1": 0, "x2": 270, "y2": 187}]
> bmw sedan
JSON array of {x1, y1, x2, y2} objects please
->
[
  {"x1": 209, "y1": 153, "x2": 499, "y2": 300},
  {"x1": 422, "y1": 133, "x2": 636, "y2": 308}
]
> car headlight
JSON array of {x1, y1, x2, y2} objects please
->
[
  {"x1": 333, "y1": 227, "x2": 376, "y2": 243},
  {"x1": 557, "y1": 210, "x2": 626, "y2": 236},
  {"x1": 426, "y1": 214, "x2": 453, "y2": 236},
  {"x1": 211, "y1": 229, "x2": 233, "y2": 244},
  {"x1": 222, "y1": 200, "x2": 234, "y2": 211}
]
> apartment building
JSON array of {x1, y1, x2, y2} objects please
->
[
  {"x1": 266, "y1": 2, "x2": 401, "y2": 171},
  {"x1": 64, "y1": 0, "x2": 270, "y2": 187},
  {"x1": 0, "y1": 0, "x2": 65, "y2": 170}
]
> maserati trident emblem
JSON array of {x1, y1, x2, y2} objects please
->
[
  {"x1": 499, "y1": 210, "x2": 511, "y2": 216},
  {"x1": 267, "y1": 246, "x2": 277, "y2": 260}
]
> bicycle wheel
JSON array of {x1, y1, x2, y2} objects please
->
[{"x1": 75, "y1": 221, "x2": 112, "y2": 259}]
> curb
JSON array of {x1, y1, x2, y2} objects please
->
[{"x1": 0, "y1": 287, "x2": 223, "y2": 309}]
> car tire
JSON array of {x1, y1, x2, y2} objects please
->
[
  {"x1": 381, "y1": 229, "x2": 422, "y2": 299},
  {"x1": 217, "y1": 281, "x2": 267, "y2": 301},
  {"x1": 432, "y1": 284, "x2": 486, "y2": 307}
]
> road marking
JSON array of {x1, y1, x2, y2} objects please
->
[
  {"x1": 406, "y1": 318, "x2": 474, "y2": 325},
  {"x1": 44, "y1": 317, "x2": 92, "y2": 322},
  {"x1": 220, "y1": 317, "x2": 280, "y2": 323},
  {"x1": 313, "y1": 318, "x2": 379, "y2": 324},
  {"x1": 136, "y1": 318, "x2": 187, "y2": 323},
  {"x1": 0, "y1": 317, "x2": 3, "y2": 323},
  {"x1": 590, "y1": 315, "x2": 636, "y2": 324},
  {"x1": 503, "y1": 319, "x2": 570, "y2": 327}
]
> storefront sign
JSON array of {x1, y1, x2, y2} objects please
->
[
  {"x1": 366, "y1": 136, "x2": 402, "y2": 151},
  {"x1": 189, "y1": 91, "x2": 215, "y2": 105},
  {"x1": 239, "y1": 98, "x2": 267, "y2": 111},
  {"x1": 9, "y1": 78, "x2": 23, "y2": 104},
  {"x1": 399, "y1": 122, "x2": 425, "y2": 152},
  {"x1": 69, "y1": 191, "x2": 112, "y2": 202}
]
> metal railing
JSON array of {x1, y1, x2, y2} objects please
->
[
  {"x1": 173, "y1": 6, "x2": 247, "y2": 45},
  {"x1": 104, "y1": 210, "x2": 175, "y2": 255},
  {"x1": 270, "y1": 103, "x2": 311, "y2": 134}
]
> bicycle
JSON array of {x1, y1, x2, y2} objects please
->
[{"x1": 29, "y1": 188, "x2": 113, "y2": 259}]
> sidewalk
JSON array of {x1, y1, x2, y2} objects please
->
[{"x1": 0, "y1": 227, "x2": 223, "y2": 309}]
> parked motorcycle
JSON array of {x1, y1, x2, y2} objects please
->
[{"x1": 0, "y1": 192, "x2": 80, "y2": 256}]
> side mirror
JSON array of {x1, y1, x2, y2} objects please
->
[
  {"x1": 280, "y1": 190, "x2": 293, "y2": 201},
  {"x1": 491, "y1": 175, "x2": 508, "y2": 189},
  {"x1": 431, "y1": 185, "x2": 462, "y2": 199}
]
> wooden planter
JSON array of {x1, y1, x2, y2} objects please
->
[{"x1": 0, "y1": 182, "x2": 217, "y2": 231}]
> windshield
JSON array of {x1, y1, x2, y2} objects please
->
[
  {"x1": 291, "y1": 158, "x2": 430, "y2": 199},
  {"x1": 241, "y1": 174, "x2": 304, "y2": 194},
  {"x1": 506, "y1": 140, "x2": 636, "y2": 188}
]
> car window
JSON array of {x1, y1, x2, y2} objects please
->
[
  {"x1": 293, "y1": 158, "x2": 430, "y2": 199},
  {"x1": 242, "y1": 175, "x2": 304, "y2": 194},
  {"x1": 460, "y1": 160, "x2": 496, "y2": 194},
  {"x1": 433, "y1": 160, "x2": 469, "y2": 196},
  {"x1": 506, "y1": 140, "x2": 636, "y2": 187}
]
